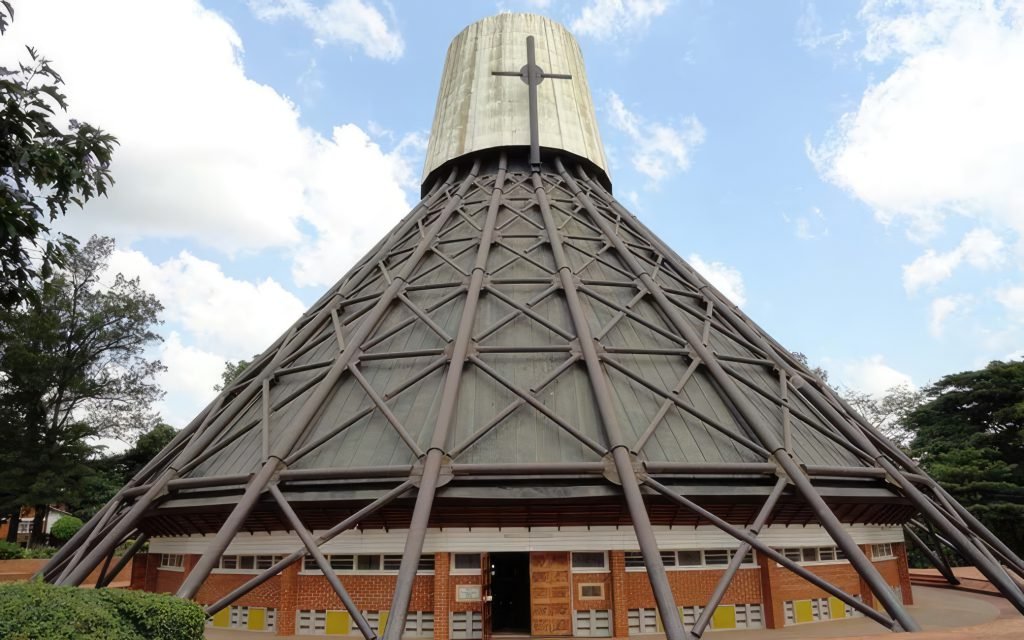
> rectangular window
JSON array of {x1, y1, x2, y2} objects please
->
[
  {"x1": 872, "y1": 543, "x2": 895, "y2": 559},
  {"x1": 452, "y1": 553, "x2": 481, "y2": 573},
  {"x1": 303, "y1": 555, "x2": 318, "y2": 572},
  {"x1": 818, "y1": 547, "x2": 836, "y2": 561},
  {"x1": 677, "y1": 550, "x2": 702, "y2": 566},
  {"x1": 255, "y1": 555, "x2": 277, "y2": 570},
  {"x1": 238, "y1": 555, "x2": 255, "y2": 570},
  {"x1": 418, "y1": 555, "x2": 435, "y2": 572},
  {"x1": 383, "y1": 554, "x2": 403, "y2": 571},
  {"x1": 17, "y1": 522, "x2": 32, "y2": 534},
  {"x1": 571, "y1": 552, "x2": 608, "y2": 572},
  {"x1": 356, "y1": 555, "x2": 381, "y2": 571},
  {"x1": 624, "y1": 551, "x2": 645, "y2": 569},
  {"x1": 801, "y1": 548, "x2": 819, "y2": 563},
  {"x1": 578, "y1": 583, "x2": 605, "y2": 600},
  {"x1": 160, "y1": 554, "x2": 184, "y2": 570},
  {"x1": 704, "y1": 549, "x2": 729, "y2": 566},
  {"x1": 330, "y1": 555, "x2": 354, "y2": 571},
  {"x1": 782, "y1": 548, "x2": 802, "y2": 562}
]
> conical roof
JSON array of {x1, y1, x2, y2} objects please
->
[{"x1": 44, "y1": 13, "x2": 1024, "y2": 637}]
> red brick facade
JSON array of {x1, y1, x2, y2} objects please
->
[{"x1": 131, "y1": 540, "x2": 914, "y2": 636}]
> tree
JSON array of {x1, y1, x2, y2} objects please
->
[
  {"x1": 905, "y1": 360, "x2": 1024, "y2": 558},
  {"x1": 0, "y1": 236, "x2": 163, "y2": 544},
  {"x1": 214, "y1": 358, "x2": 250, "y2": 392},
  {"x1": 0, "y1": 2, "x2": 117, "y2": 310},
  {"x1": 49, "y1": 515, "x2": 82, "y2": 543},
  {"x1": 841, "y1": 384, "x2": 924, "y2": 449}
]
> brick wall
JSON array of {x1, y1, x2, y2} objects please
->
[{"x1": 433, "y1": 553, "x2": 450, "y2": 640}]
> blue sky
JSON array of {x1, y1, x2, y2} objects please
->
[{"x1": 3, "y1": 0, "x2": 1022, "y2": 434}]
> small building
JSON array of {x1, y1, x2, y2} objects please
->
[
  {"x1": 0, "y1": 506, "x2": 72, "y2": 545},
  {"x1": 43, "y1": 12, "x2": 1024, "y2": 639}
]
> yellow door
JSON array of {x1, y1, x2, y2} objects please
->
[
  {"x1": 829, "y1": 597, "x2": 847, "y2": 619},
  {"x1": 378, "y1": 611, "x2": 389, "y2": 635},
  {"x1": 711, "y1": 605, "x2": 737, "y2": 629},
  {"x1": 247, "y1": 607, "x2": 266, "y2": 631},
  {"x1": 794, "y1": 600, "x2": 814, "y2": 624},
  {"x1": 211, "y1": 607, "x2": 231, "y2": 628},
  {"x1": 325, "y1": 610, "x2": 351, "y2": 635}
]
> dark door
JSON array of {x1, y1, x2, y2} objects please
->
[
  {"x1": 489, "y1": 552, "x2": 531, "y2": 634},
  {"x1": 481, "y1": 552, "x2": 491, "y2": 640}
]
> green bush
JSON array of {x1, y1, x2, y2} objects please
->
[
  {"x1": 50, "y1": 516, "x2": 83, "y2": 542},
  {"x1": 0, "y1": 580, "x2": 205, "y2": 640},
  {"x1": 0, "y1": 540, "x2": 22, "y2": 559},
  {"x1": 23, "y1": 545, "x2": 59, "y2": 559}
]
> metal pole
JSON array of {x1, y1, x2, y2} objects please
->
[
  {"x1": 531, "y1": 169, "x2": 689, "y2": 640},
  {"x1": 556, "y1": 158, "x2": 919, "y2": 632},
  {"x1": 269, "y1": 485, "x2": 376, "y2": 640},
  {"x1": 903, "y1": 526, "x2": 959, "y2": 586},
  {"x1": 691, "y1": 477, "x2": 787, "y2": 637},
  {"x1": 97, "y1": 534, "x2": 148, "y2": 588},
  {"x1": 526, "y1": 36, "x2": 541, "y2": 170},
  {"x1": 642, "y1": 476, "x2": 895, "y2": 629},
  {"x1": 206, "y1": 481, "x2": 413, "y2": 615},
  {"x1": 381, "y1": 155, "x2": 506, "y2": 640},
  {"x1": 179, "y1": 161, "x2": 482, "y2": 600}
]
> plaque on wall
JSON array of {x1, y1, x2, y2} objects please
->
[{"x1": 456, "y1": 585, "x2": 482, "y2": 602}]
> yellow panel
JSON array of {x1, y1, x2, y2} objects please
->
[
  {"x1": 211, "y1": 607, "x2": 231, "y2": 628},
  {"x1": 794, "y1": 600, "x2": 814, "y2": 624},
  {"x1": 326, "y1": 611, "x2": 351, "y2": 635},
  {"x1": 247, "y1": 608, "x2": 266, "y2": 631},
  {"x1": 829, "y1": 597, "x2": 847, "y2": 619},
  {"x1": 378, "y1": 610, "x2": 389, "y2": 635},
  {"x1": 712, "y1": 605, "x2": 737, "y2": 629}
]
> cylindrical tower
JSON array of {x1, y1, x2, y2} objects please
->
[{"x1": 41, "y1": 12, "x2": 1024, "y2": 640}]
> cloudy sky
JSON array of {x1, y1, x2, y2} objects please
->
[{"x1": 2, "y1": 0, "x2": 1021, "y2": 434}]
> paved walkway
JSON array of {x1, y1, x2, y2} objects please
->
[{"x1": 204, "y1": 585, "x2": 1024, "y2": 639}]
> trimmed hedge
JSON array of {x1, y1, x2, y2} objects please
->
[
  {"x1": 0, "y1": 580, "x2": 205, "y2": 640},
  {"x1": 50, "y1": 516, "x2": 83, "y2": 542},
  {"x1": 0, "y1": 540, "x2": 21, "y2": 559}
]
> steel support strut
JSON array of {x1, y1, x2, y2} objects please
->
[
  {"x1": 177, "y1": 162, "x2": 482, "y2": 600},
  {"x1": 531, "y1": 168, "x2": 689, "y2": 640},
  {"x1": 690, "y1": 477, "x2": 787, "y2": 637},
  {"x1": 269, "y1": 486, "x2": 376, "y2": 639},
  {"x1": 583, "y1": 166, "x2": 1024, "y2": 613},
  {"x1": 555, "y1": 158, "x2": 919, "y2": 632},
  {"x1": 382, "y1": 155, "x2": 507, "y2": 640},
  {"x1": 903, "y1": 525, "x2": 959, "y2": 586}
]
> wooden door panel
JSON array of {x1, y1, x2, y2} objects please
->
[{"x1": 530, "y1": 551, "x2": 572, "y2": 636}]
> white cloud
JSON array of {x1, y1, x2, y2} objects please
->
[
  {"x1": 687, "y1": 254, "x2": 747, "y2": 307},
  {"x1": 607, "y1": 92, "x2": 705, "y2": 183},
  {"x1": 248, "y1": 0, "x2": 404, "y2": 60},
  {"x1": 107, "y1": 248, "x2": 306, "y2": 358},
  {"x1": 0, "y1": 0, "x2": 415, "y2": 280},
  {"x1": 784, "y1": 206, "x2": 829, "y2": 240},
  {"x1": 808, "y1": 0, "x2": 1024, "y2": 243},
  {"x1": 156, "y1": 332, "x2": 228, "y2": 427},
  {"x1": 835, "y1": 354, "x2": 915, "y2": 397},
  {"x1": 901, "y1": 227, "x2": 1005, "y2": 292},
  {"x1": 796, "y1": 2, "x2": 852, "y2": 51},
  {"x1": 571, "y1": 0, "x2": 672, "y2": 40},
  {"x1": 996, "y1": 285, "x2": 1024, "y2": 316},
  {"x1": 928, "y1": 294, "x2": 969, "y2": 338}
]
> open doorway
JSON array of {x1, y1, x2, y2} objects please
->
[{"x1": 489, "y1": 552, "x2": 530, "y2": 634}]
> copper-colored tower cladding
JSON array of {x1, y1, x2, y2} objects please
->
[{"x1": 42, "y1": 13, "x2": 1024, "y2": 639}]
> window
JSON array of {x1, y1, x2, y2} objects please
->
[
  {"x1": 624, "y1": 552, "x2": 645, "y2": 569},
  {"x1": 300, "y1": 553, "x2": 434, "y2": 574},
  {"x1": 871, "y1": 543, "x2": 895, "y2": 560},
  {"x1": 452, "y1": 553, "x2": 481, "y2": 573},
  {"x1": 357, "y1": 555, "x2": 381, "y2": 571},
  {"x1": 159, "y1": 553, "x2": 184, "y2": 570},
  {"x1": 677, "y1": 550, "x2": 701, "y2": 566},
  {"x1": 571, "y1": 552, "x2": 608, "y2": 572},
  {"x1": 216, "y1": 554, "x2": 283, "y2": 573},
  {"x1": 774, "y1": 546, "x2": 847, "y2": 566},
  {"x1": 578, "y1": 583, "x2": 605, "y2": 600},
  {"x1": 574, "y1": 609, "x2": 612, "y2": 637},
  {"x1": 624, "y1": 548, "x2": 757, "y2": 571},
  {"x1": 17, "y1": 522, "x2": 32, "y2": 534}
]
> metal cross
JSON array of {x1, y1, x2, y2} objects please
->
[{"x1": 493, "y1": 35, "x2": 572, "y2": 171}]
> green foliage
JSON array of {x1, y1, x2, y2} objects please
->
[
  {"x1": 0, "y1": 580, "x2": 204, "y2": 640},
  {"x1": 49, "y1": 516, "x2": 83, "y2": 542},
  {"x1": 906, "y1": 359, "x2": 1024, "y2": 560},
  {"x1": 0, "y1": 236, "x2": 163, "y2": 522},
  {"x1": 0, "y1": 540, "x2": 21, "y2": 559},
  {"x1": 0, "y1": 3, "x2": 118, "y2": 310},
  {"x1": 22, "y1": 545, "x2": 57, "y2": 559},
  {"x1": 214, "y1": 358, "x2": 251, "y2": 392}
]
